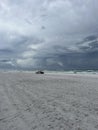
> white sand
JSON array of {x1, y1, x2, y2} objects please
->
[{"x1": 0, "y1": 72, "x2": 98, "y2": 130}]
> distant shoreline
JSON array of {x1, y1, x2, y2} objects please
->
[{"x1": 0, "y1": 70, "x2": 98, "y2": 76}]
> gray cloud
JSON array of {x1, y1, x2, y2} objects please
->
[{"x1": 0, "y1": 0, "x2": 98, "y2": 70}]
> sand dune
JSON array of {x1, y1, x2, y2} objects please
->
[{"x1": 0, "y1": 72, "x2": 98, "y2": 130}]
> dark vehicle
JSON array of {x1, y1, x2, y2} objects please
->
[{"x1": 36, "y1": 71, "x2": 44, "y2": 74}]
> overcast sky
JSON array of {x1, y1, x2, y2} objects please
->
[{"x1": 0, "y1": 0, "x2": 98, "y2": 70}]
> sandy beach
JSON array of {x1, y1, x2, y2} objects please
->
[{"x1": 0, "y1": 72, "x2": 98, "y2": 130}]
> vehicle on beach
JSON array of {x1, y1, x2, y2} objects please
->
[{"x1": 36, "y1": 71, "x2": 44, "y2": 74}]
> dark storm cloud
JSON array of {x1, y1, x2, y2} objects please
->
[
  {"x1": 0, "y1": 0, "x2": 98, "y2": 70},
  {"x1": 0, "y1": 48, "x2": 13, "y2": 54},
  {"x1": 34, "y1": 35, "x2": 98, "y2": 70}
]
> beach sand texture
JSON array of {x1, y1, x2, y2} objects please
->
[{"x1": 0, "y1": 72, "x2": 98, "y2": 130}]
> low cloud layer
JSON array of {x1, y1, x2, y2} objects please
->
[{"x1": 0, "y1": 0, "x2": 98, "y2": 70}]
